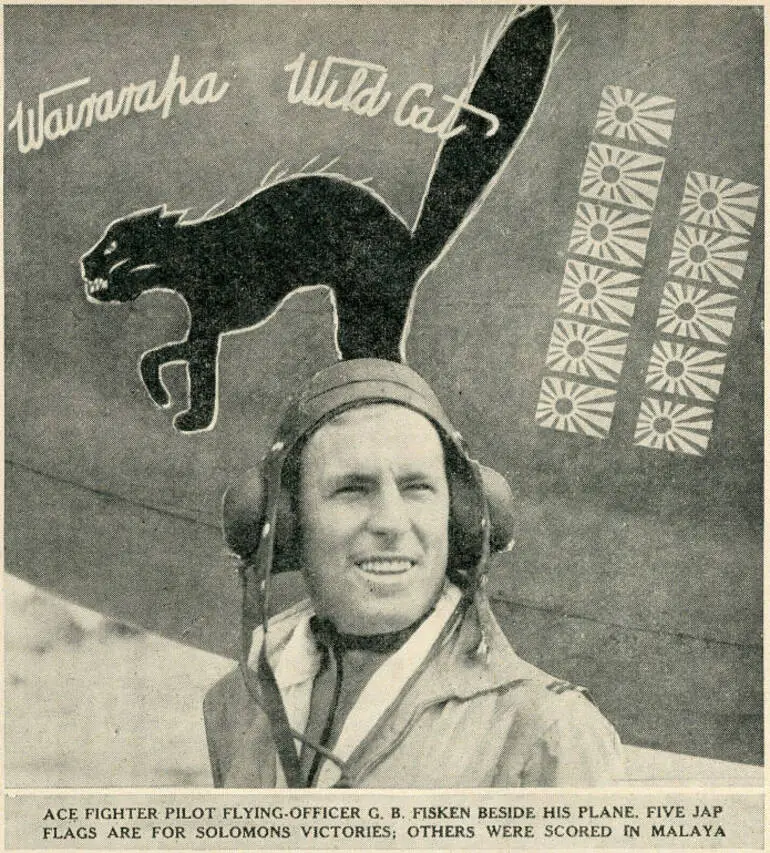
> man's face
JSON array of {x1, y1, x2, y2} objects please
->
[{"x1": 298, "y1": 403, "x2": 450, "y2": 635}]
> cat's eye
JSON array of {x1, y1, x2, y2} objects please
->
[{"x1": 104, "y1": 240, "x2": 117, "y2": 255}]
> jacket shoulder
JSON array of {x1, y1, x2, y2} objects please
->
[
  {"x1": 203, "y1": 667, "x2": 260, "y2": 787},
  {"x1": 494, "y1": 680, "x2": 623, "y2": 786},
  {"x1": 470, "y1": 607, "x2": 623, "y2": 786}
]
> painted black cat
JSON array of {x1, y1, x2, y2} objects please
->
[{"x1": 81, "y1": 7, "x2": 555, "y2": 432}]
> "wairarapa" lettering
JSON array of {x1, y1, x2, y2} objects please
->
[{"x1": 8, "y1": 55, "x2": 229, "y2": 154}]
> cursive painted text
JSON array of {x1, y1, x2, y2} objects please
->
[
  {"x1": 284, "y1": 53, "x2": 499, "y2": 141},
  {"x1": 9, "y1": 55, "x2": 229, "y2": 154}
]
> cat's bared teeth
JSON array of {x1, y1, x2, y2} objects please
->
[{"x1": 87, "y1": 278, "x2": 108, "y2": 295}]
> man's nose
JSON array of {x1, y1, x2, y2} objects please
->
[{"x1": 367, "y1": 480, "x2": 410, "y2": 536}]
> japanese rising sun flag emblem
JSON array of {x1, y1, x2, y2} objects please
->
[
  {"x1": 594, "y1": 86, "x2": 676, "y2": 148},
  {"x1": 656, "y1": 282, "x2": 738, "y2": 346},
  {"x1": 633, "y1": 398, "x2": 714, "y2": 455},
  {"x1": 678, "y1": 172, "x2": 760, "y2": 235},
  {"x1": 558, "y1": 262, "x2": 641, "y2": 327},
  {"x1": 535, "y1": 377, "x2": 617, "y2": 438},
  {"x1": 644, "y1": 341, "x2": 726, "y2": 403},
  {"x1": 569, "y1": 203, "x2": 652, "y2": 268},
  {"x1": 578, "y1": 144, "x2": 665, "y2": 213},
  {"x1": 668, "y1": 225, "x2": 750, "y2": 289},
  {"x1": 545, "y1": 320, "x2": 629, "y2": 384}
]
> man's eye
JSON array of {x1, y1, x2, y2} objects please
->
[
  {"x1": 404, "y1": 482, "x2": 433, "y2": 493},
  {"x1": 334, "y1": 484, "x2": 367, "y2": 496}
]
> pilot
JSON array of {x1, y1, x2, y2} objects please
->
[{"x1": 204, "y1": 358, "x2": 623, "y2": 787}]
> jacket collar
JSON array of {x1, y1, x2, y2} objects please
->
[
  {"x1": 419, "y1": 594, "x2": 548, "y2": 700},
  {"x1": 246, "y1": 598, "x2": 319, "y2": 688},
  {"x1": 247, "y1": 584, "x2": 544, "y2": 700}
]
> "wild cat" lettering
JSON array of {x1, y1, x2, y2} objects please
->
[{"x1": 284, "y1": 52, "x2": 499, "y2": 141}]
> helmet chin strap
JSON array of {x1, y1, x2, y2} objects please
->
[
  {"x1": 237, "y1": 440, "x2": 351, "y2": 788},
  {"x1": 238, "y1": 557, "x2": 347, "y2": 787}
]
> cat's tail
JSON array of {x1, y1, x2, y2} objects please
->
[{"x1": 409, "y1": 6, "x2": 557, "y2": 273}]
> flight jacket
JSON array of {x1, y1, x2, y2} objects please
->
[{"x1": 203, "y1": 584, "x2": 623, "y2": 788}]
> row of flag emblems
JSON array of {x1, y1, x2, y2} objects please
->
[
  {"x1": 537, "y1": 86, "x2": 675, "y2": 440},
  {"x1": 633, "y1": 170, "x2": 759, "y2": 455},
  {"x1": 538, "y1": 82, "x2": 759, "y2": 454}
]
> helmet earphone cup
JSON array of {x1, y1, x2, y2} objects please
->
[
  {"x1": 221, "y1": 465, "x2": 299, "y2": 572},
  {"x1": 222, "y1": 466, "x2": 267, "y2": 562},
  {"x1": 479, "y1": 465, "x2": 516, "y2": 553}
]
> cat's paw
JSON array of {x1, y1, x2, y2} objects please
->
[
  {"x1": 139, "y1": 355, "x2": 171, "y2": 408},
  {"x1": 173, "y1": 407, "x2": 214, "y2": 432}
]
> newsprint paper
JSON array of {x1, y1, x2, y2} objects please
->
[{"x1": 3, "y1": 3, "x2": 764, "y2": 852}]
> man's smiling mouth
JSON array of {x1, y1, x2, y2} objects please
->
[{"x1": 355, "y1": 557, "x2": 416, "y2": 575}]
